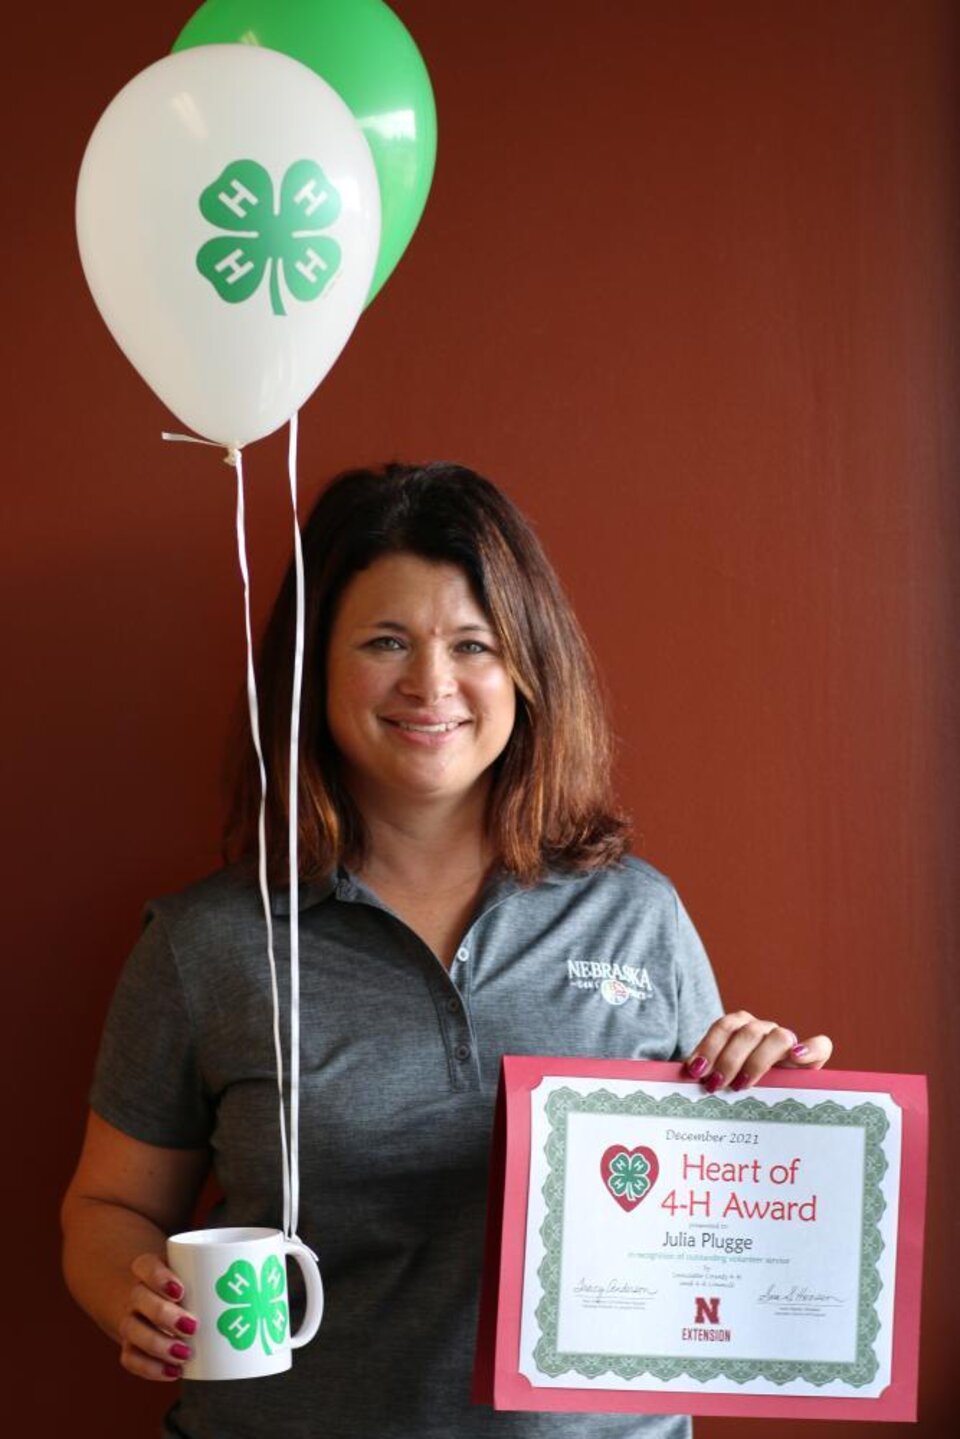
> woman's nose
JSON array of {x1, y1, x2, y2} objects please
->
[{"x1": 397, "y1": 645, "x2": 456, "y2": 702}]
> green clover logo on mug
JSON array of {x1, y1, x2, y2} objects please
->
[
  {"x1": 167, "y1": 1227, "x2": 324, "y2": 1380},
  {"x1": 216, "y1": 1254, "x2": 288, "y2": 1353}
]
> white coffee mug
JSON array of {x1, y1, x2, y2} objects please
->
[{"x1": 166, "y1": 1226, "x2": 324, "y2": 1381}]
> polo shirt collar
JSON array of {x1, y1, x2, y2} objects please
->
[
  {"x1": 269, "y1": 873, "x2": 337, "y2": 915},
  {"x1": 268, "y1": 861, "x2": 582, "y2": 917}
]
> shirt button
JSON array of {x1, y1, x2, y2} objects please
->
[
  {"x1": 454, "y1": 1043, "x2": 471, "y2": 1062},
  {"x1": 447, "y1": 996, "x2": 460, "y2": 1014},
  {"x1": 455, "y1": 947, "x2": 469, "y2": 962}
]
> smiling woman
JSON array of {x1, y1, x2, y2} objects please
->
[
  {"x1": 326, "y1": 553, "x2": 517, "y2": 811},
  {"x1": 61, "y1": 462, "x2": 831, "y2": 1439},
  {"x1": 225, "y1": 462, "x2": 631, "y2": 886}
]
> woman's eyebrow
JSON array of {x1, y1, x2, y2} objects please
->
[{"x1": 361, "y1": 619, "x2": 495, "y2": 634}]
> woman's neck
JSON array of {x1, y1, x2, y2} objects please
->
[{"x1": 350, "y1": 783, "x2": 494, "y2": 899}]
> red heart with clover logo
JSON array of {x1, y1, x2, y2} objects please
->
[{"x1": 600, "y1": 1144, "x2": 660, "y2": 1212}]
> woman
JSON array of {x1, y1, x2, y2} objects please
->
[{"x1": 61, "y1": 462, "x2": 831, "y2": 1438}]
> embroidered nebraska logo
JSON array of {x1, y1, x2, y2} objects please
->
[{"x1": 565, "y1": 959, "x2": 654, "y2": 1005}]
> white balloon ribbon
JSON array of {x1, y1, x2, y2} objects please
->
[
  {"x1": 286, "y1": 411, "x2": 306, "y2": 1242},
  {"x1": 232, "y1": 444, "x2": 293, "y2": 1240},
  {"x1": 230, "y1": 426, "x2": 307, "y2": 1250}
]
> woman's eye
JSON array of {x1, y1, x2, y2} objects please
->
[{"x1": 362, "y1": 635, "x2": 495, "y2": 655}]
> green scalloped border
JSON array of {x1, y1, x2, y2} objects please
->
[{"x1": 532, "y1": 1087, "x2": 889, "y2": 1388}]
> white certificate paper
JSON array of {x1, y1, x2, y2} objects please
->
[{"x1": 473, "y1": 1060, "x2": 927, "y2": 1422}]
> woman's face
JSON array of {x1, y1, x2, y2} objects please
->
[{"x1": 326, "y1": 553, "x2": 517, "y2": 810}]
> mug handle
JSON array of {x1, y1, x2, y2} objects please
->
[{"x1": 283, "y1": 1239, "x2": 325, "y2": 1349}]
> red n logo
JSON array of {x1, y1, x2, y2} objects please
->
[{"x1": 694, "y1": 1296, "x2": 721, "y2": 1325}]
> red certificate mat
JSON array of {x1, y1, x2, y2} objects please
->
[{"x1": 473, "y1": 1059, "x2": 927, "y2": 1423}]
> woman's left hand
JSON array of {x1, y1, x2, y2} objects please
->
[{"x1": 684, "y1": 1012, "x2": 833, "y2": 1092}]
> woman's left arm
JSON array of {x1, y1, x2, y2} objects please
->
[{"x1": 684, "y1": 1011, "x2": 833, "y2": 1092}]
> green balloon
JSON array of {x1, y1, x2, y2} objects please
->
[{"x1": 172, "y1": 0, "x2": 436, "y2": 304}]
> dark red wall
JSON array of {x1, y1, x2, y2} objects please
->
[{"x1": 3, "y1": 1, "x2": 956, "y2": 1431}]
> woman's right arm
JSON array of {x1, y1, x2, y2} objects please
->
[{"x1": 61, "y1": 1110, "x2": 210, "y2": 1381}]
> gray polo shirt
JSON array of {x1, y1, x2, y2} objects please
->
[{"x1": 91, "y1": 857, "x2": 722, "y2": 1439}]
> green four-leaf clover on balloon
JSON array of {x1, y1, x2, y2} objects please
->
[
  {"x1": 197, "y1": 159, "x2": 342, "y2": 317},
  {"x1": 607, "y1": 1151, "x2": 652, "y2": 1203},
  {"x1": 215, "y1": 1255, "x2": 289, "y2": 1355}
]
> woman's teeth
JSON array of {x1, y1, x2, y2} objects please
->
[{"x1": 391, "y1": 720, "x2": 462, "y2": 733}]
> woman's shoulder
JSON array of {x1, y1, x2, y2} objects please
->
[
  {"x1": 143, "y1": 864, "x2": 264, "y2": 952},
  {"x1": 538, "y1": 853, "x2": 683, "y2": 918},
  {"x1": 548, "y1": 853, "x2": 678, "y2": 897}
]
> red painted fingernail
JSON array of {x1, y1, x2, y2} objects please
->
[
  {"x1": 731, "y1": 1072, "x2": 752, "y2": 1091},
  {"x1": 686, "y1": 1056, "x2": 708, "y2": 1079},
  {"x1": 164, "y1": 1280, "x2": 184, "y2": 1300},
  {"x1": 169, "y1": 1342, "x2": 192, "y2": 1361},
  {"x1": 791, "y1": 1043, "x2": 810, "y2": 1058},
  {"x1": 705, "y1": 1072, "x2": 725, "y2": 1094},
  {"x1": 162, "y1": 1363, "x2": 181, "y2": 1379},
  {"x1": 175, "y1": 1316, "x2": 198, "y2": 1336}
]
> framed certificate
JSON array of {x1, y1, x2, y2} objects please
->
[{"x1": 473, "y1": 1059, "x2": 927, "y2": 1422}]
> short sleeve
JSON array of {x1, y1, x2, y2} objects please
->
[
  {"x1": 672, "y1": 892, "x2": 724, "y2": 1058},
  {"x1": 89, "y1": 910, "x2": 214, "y2": 1148}
]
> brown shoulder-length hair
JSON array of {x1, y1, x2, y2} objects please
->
[{"x1": 224, "y1": 462, "x2": 630, "y2": 884}]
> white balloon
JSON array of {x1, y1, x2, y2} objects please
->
[{"x1": 76, "y1": 46, "x2": 380, "y2": 448}]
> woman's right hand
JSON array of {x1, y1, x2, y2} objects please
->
[{"x1": 119, "y1": 1252, "x2": 199, "y2": 1381}]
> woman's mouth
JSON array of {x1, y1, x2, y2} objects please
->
[{"x1": 382, "y1": 718, "x2": 467, "y2": 734}]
